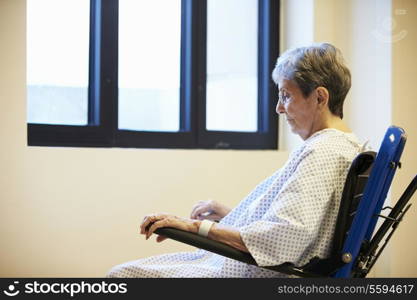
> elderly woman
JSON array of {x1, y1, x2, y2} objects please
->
[{"x1": 107, "y1": 43, "x2": 363, "y2": 278}]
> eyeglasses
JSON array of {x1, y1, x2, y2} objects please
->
[{"x1": 277, "y1": 92, "x2": 291, "y2": 106}]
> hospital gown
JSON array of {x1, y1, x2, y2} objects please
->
[{"x1": 107, "y1": 128, "x2": 363, "y2": 278}]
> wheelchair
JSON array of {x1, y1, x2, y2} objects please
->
[{"x1": 155, "y1": 126, "x2": 416, "y2": 277}]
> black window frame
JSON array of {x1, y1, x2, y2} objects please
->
[{"x1": 27, "y1": 0, "x2": 280, "y2": 150}]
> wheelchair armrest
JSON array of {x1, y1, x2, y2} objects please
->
[
  {"x1": 154, "y1": 227, "x2": 322, "y2": 277},
  {"x1": 154, "y1": 227, "x2": 257, "y2": 265}
]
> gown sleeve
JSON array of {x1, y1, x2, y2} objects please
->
[
  {"x1": 239, "y1": 146, "x2": 348, "y2": 267},
  {"x1": 219, "y1": 168, "x2": 282, "y2": 226}
]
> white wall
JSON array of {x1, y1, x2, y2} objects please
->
[
  {"x1": 0, "y1": 0, "x2": 288, "y2": 277},
  {"x1": 344, "y1": 0, "x2": 392, "y2": 149}
]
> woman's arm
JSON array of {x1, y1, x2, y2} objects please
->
[
  {"x1": 206, "y1": 222, "x2": 249, "y2": 252},
  {"x1": 140, "y1": 213, "x2": 248, "y2": 252},
  {"x1": 190, "y1": 199, "x2": 232, "y2": 221}
]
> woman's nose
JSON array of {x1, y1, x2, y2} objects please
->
[{"x1": 276, "y1": 100, "x2": 285, "y2": 114}]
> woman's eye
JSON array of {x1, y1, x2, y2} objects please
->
[{"x1": 279, "y1": 93, "x2": 290, "y2": 104}]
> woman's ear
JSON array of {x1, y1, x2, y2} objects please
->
[{"x1": 316, "y1": 87, "x2": 329, "y2": 109}]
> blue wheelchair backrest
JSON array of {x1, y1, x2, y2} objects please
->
[{"x1": 334, "y1": 126, "x2": 406, "y2": 278}]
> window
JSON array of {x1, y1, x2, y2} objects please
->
[
  {"x1": 206, "y1": 0, "x2": 258, "y2": 132},
  {"x1": 27, "y1": 0, "x2": 279, "y2": 149},
  {"x1": 118, "y1": 0, "x2": 181, "y2": 132},
  {"x1": 27, "y1": 0, "x2": 90, "y2": 125}
]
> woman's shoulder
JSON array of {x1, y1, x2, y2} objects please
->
[
  {"x1": 303, "y1": 128, "x2": 362, "y2": 158},
  {"x1": 307, "y1": 128, "x2": 359, "y2": 146}
]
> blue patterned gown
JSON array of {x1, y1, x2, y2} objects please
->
[{"x1": 107, "y1": 129, "x2": 363, "y2": 278}]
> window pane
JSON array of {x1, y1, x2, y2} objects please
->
[
  {"x1": 206, "y1": 0, "x2": 258, "y2": 132},
  {"x1": 27, "y1": 0, "x2": 89, "y2": 125},
  {"x1": 118, "y1": 0, "x2": 181, "y2": 132}
]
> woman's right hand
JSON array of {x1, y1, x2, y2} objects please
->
[{"x1": 190, "y1": 199, "x2": 231, "y2": 222}]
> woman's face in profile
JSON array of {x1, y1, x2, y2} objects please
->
[{"x1": 276, "y1": 79, "x2": 320, "y2": 140}]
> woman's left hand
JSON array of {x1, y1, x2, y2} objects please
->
[{"x1": 140, "y1": 213, "x2": 200, "y2": 243}]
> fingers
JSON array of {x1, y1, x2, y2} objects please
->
[
  {"x1": 141, "y1": 215, "x2": 196, "y2": 241},
  {"x1": 204, "y1": 213, "x2": 221, "y2": 221},
  {"x1": 140, "y1": 213, "x2": 167, "y2": 235},
  {"x1": 156, "y1": 235, "x2": 167, "y2": 243},
  {"x1": 193, "y1": 208, "x2": 214, "y2": 220},
  {"x1": 140, "y1": 214, "x2": 156, "y2": 234},
  {"x1": 190, "y1": 200, "x2": 213, "y2": 219},
  {"x1": 146, "y1": 219, "x2": 168, "y2": 240},
  {"x1": 190, "y1": 200, "x2": 205, "y2": 219},
  {"x1": 140, "y1": 213, "x2": 175, "y2": 240}
]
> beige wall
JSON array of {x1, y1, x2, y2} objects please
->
[
  {"x1": 0, "y1": 0, "x2": 288, "y2": 277},
  {"x1": 391, "y1": 0, "x2": 417, "y2": 277}
]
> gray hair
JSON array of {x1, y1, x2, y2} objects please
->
[{"x1": 272, "y1": 43, "x2": 351, "y2": 118}]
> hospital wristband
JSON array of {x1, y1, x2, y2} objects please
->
[{"x1": 198, "y1": 219, "x2": 215, "y2": 237}]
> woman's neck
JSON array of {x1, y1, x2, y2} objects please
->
[
  {"x1": 302, "y1": 111, "x2": 351, "y2": 140},
  {"x1": 325, "y1": 114, "x2": 351, "y2": 133}
]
